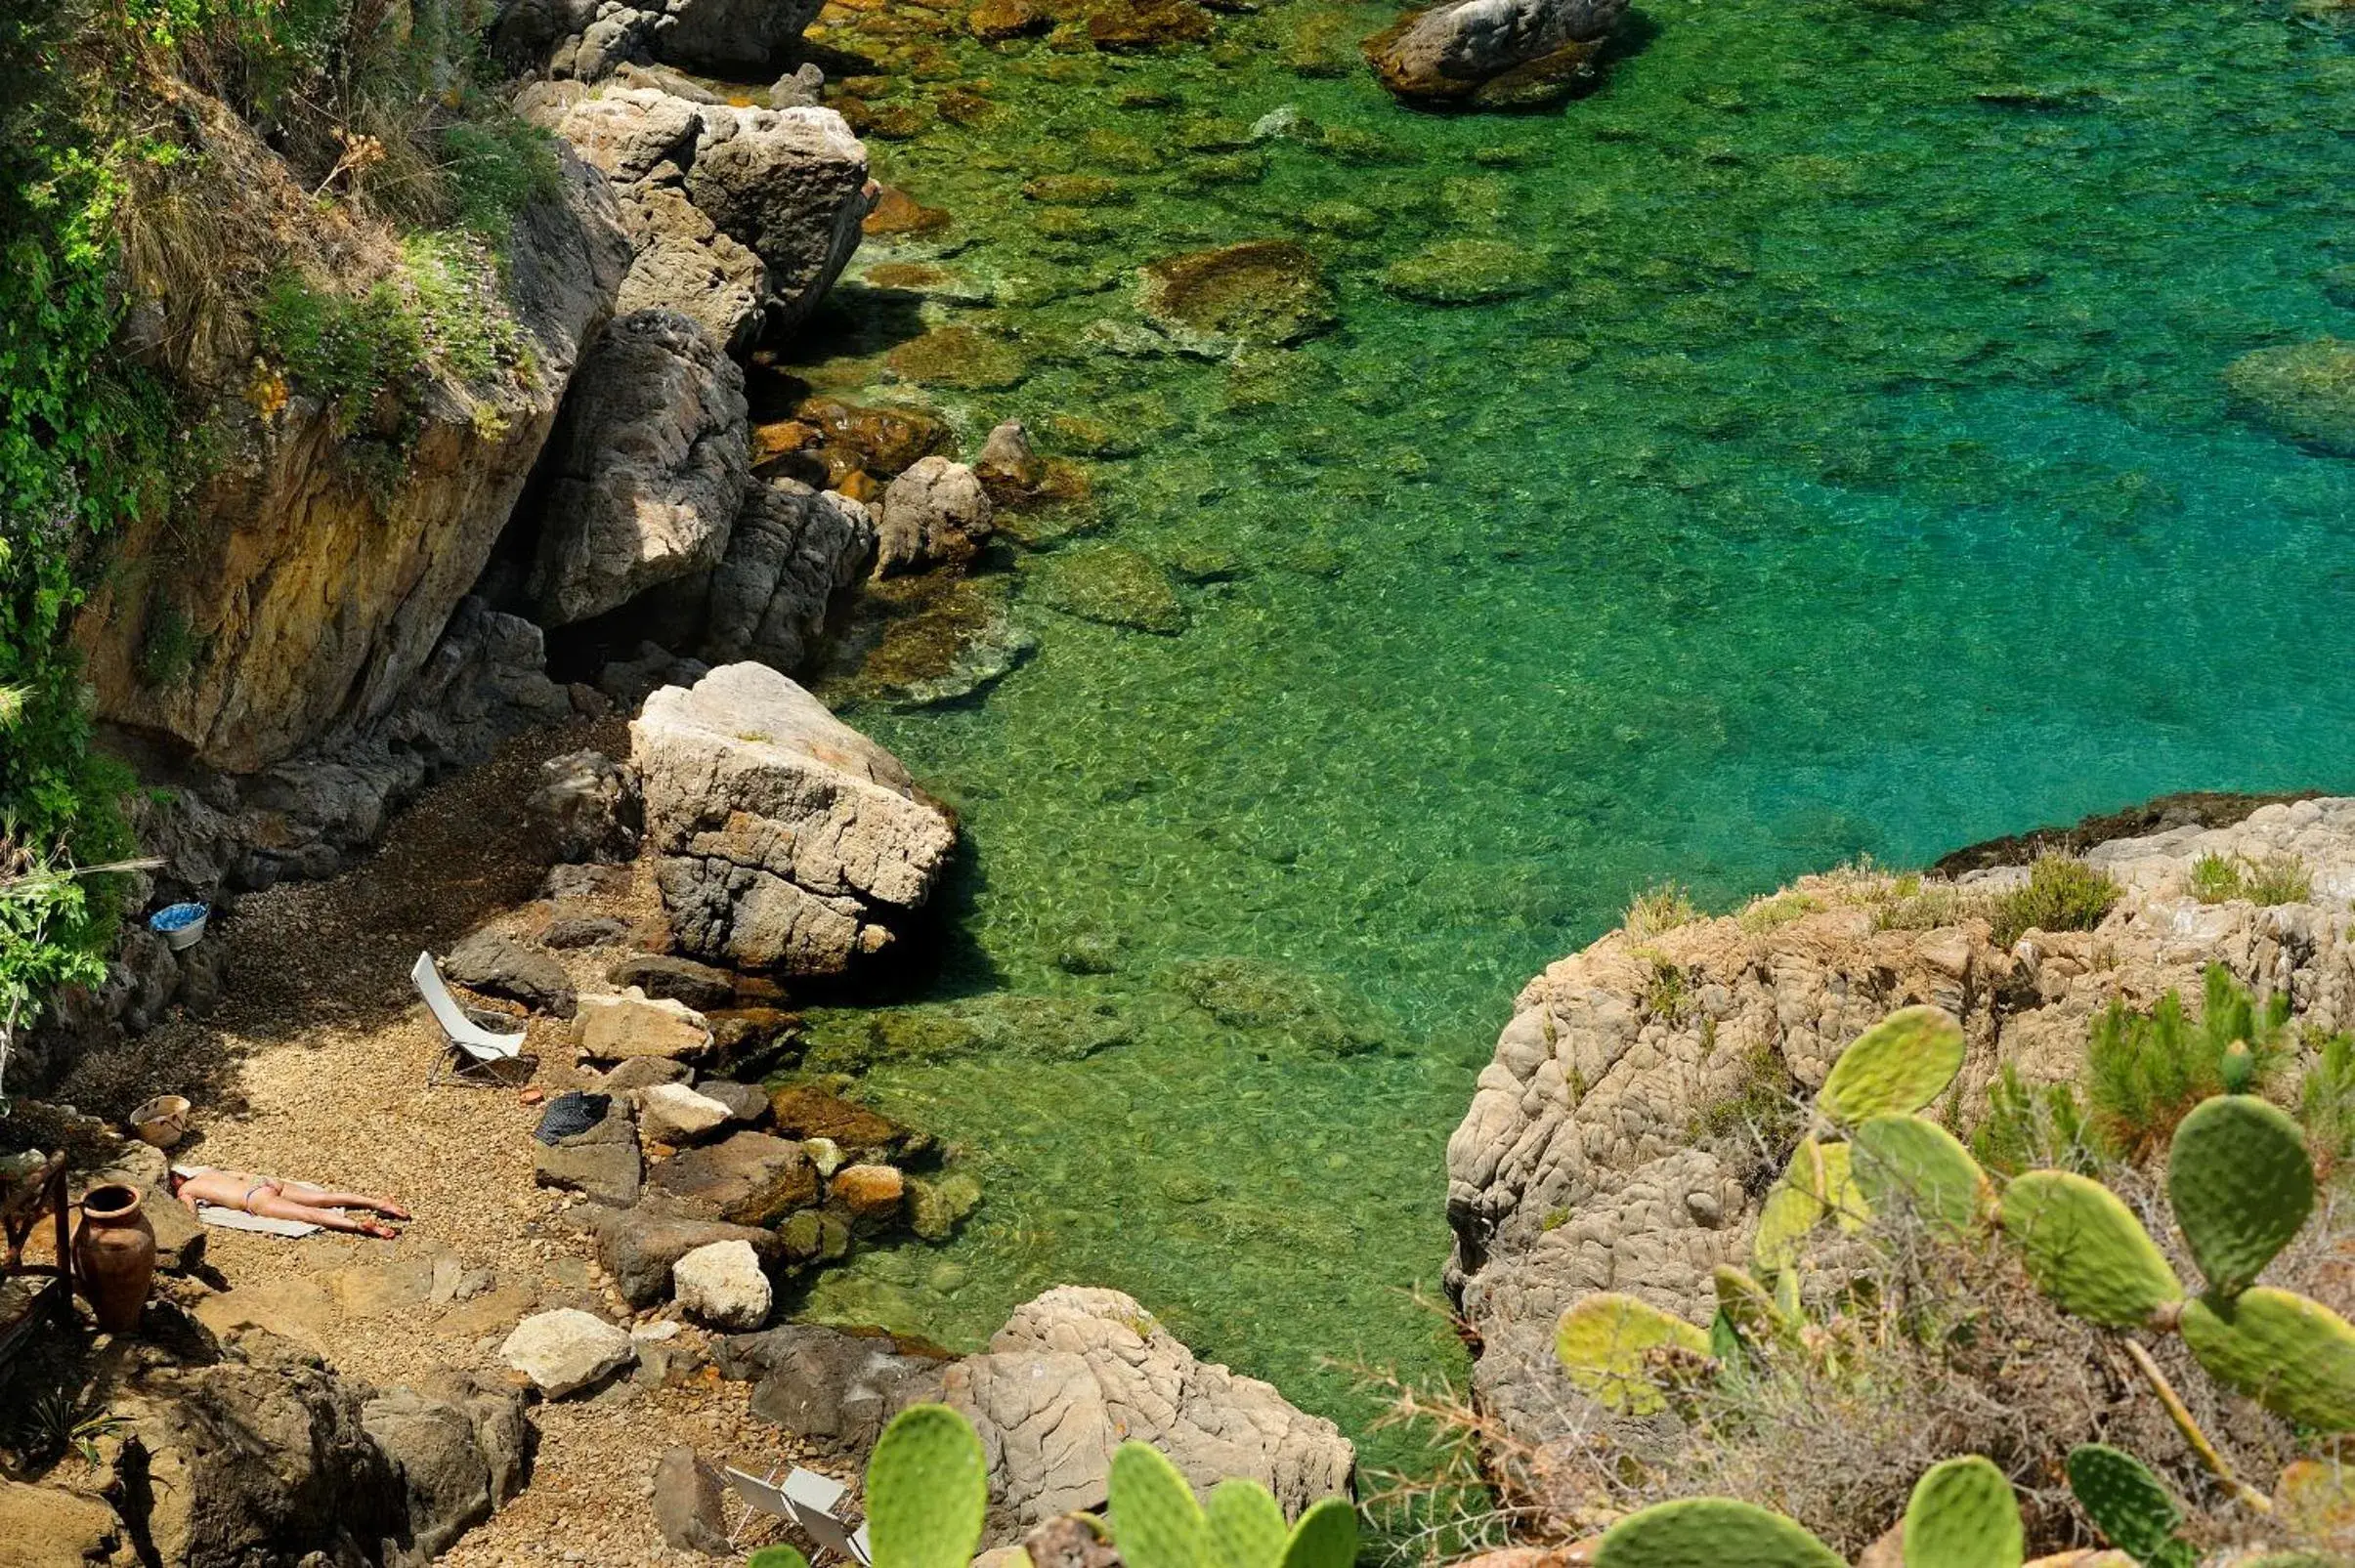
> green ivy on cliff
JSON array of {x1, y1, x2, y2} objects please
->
[{"x1": 0, "y1": 2, "x2": 159, "y2": 995}]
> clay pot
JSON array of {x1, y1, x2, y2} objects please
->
[{"x1": 73, "y1": 1183, "x2": 156, "y2": 1335}]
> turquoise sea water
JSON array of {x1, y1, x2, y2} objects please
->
[{"x1": 775, "y1": 0, "x2": 2355, "y2": 1484}]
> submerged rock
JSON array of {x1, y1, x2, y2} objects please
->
[
  {"x1": 1363, "y1": 0, "x2": 1628, "y2": 106},
  {"x1": 1137, "y1": 239, "x2": 1338, "y2": 351},
  {"x1": 945, "y1": 1286, "x2": 1353, "y2": 1543},
  {"x1": 1383, "y1": 238, "x2": 1546, "y2": 305},
  {"x1": 876, "y1": 456, "x2": 997, "y2": 576},
  {"x1": 1169, "y1": 955, "x2": 1387, "y2": 1055},
  {"x1": 1029, "y1": 546, "x2": 1189, "y2": 634},
  {"x1": 634, "y1": 663, "x2": 960, "y2": 974},
  {"x1": 1087, "y1": 0, "x2": 1216, "y2": 51},
  {"x1": 2224, "y1": 337, "x2": 2355, "y2": 456},
  {"x1": 887, "y1": 325, "x2": 1032, "y2": 391}
]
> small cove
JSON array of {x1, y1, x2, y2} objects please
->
[{"x1": 756, "y1": 0, "x2": 2354, "y2": 1483}]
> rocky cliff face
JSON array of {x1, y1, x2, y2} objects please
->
[
  {"x1": 1448, "y1": 797, "x2": 2355, "y2": 1452},
  {"x1": 72, "y1": 148, "x2": 631, "y2": 774}
]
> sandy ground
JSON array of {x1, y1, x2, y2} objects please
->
[{"x1": 116, "y1": 723, "x2": 820, "y2": 1564}]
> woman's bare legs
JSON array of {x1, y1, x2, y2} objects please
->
[
  {"x1": 279, "y1": 1182, "x2": 411, "y2": 1219},
  {"x1": 247, "y1": 1190, "x2": 399, "y2": 1239}
]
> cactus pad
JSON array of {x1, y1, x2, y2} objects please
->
[
  {"x1": 1592, "y1": 1498, "x2": 1845, "y2": 1568},
  {"x1": 2181, "y1": 1287, "x2": 2355, "y2": 1431},
  {"x1": 2065, "y1": 1444, "x2": 2187, "y2": 1565},
  {"x1": 867, "y1": 1404, "x2": 989, "y2": 1568},
  {"x1": 1817, "y1": 1005, "x2": 1966, "y2": 1124},
  {"x1": 1554, "y1": 1293, "x2": 1711, "y2": 1415},
  {"x1": 749, "y1": 1550, "x2": 812, "y2": 1568},
  {"x1": 1900, "y1": 1456, "x2": 2021, "y2": 1568},
  {"x1": 1713, "y1": 1266, "x2": 1795, "y2": 1346},
  {"x1": 1111, "y1": 1442, "x2": 1211, "y2": 1568},
  {"x1": 1998, "y1": 1170, "x2": 2182, "y2": 1327},
  {"x1": 1819, "y1": 1140, "x2": 1866, "y2": 1234},
  {"x1": 1276, "y1": 1498, "x2": 1358, "y2": 1568},
  {"x1": 1851, "y1": 1113, "x2": 1990, "y2": 1237},
  {"x1": 2167, "y1": 1094, "x2": 2313, "y2": 1297},
  {"x1": 1752, "y1": 1167, "x2": 1822, "y2": 1274},
  {"x1": 1206, "y1": 1480, "x2": 1288, "y2": 1568}
]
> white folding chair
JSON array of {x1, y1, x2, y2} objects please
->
[
  {"x1": 412, "y1": 950, "x2": 538, "y2": 1088},
  {"x1": 723, "y1": 1463, "x2": 873, "y2": 1564}
]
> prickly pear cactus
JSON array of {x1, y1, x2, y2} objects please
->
[
  {"x1": 1850, "y1": 1113, "x2": 1990, "y2": 1238},
  {"x1": 1591, "y1": 1497, "x2": 1845, "y2": 1568},
  {"x1": 1110, "y1": 1442, "x2": 1212, "y2": 1568},
  {"x1": 1998, "y1": 1170, "x2": 2183, "y2": 1327},
  {"x1": 1555, "y1": 1293, "x2": 1713, "y2": 1414},
  {"x1": 2180, "y1": 1286, "x2": 2355, "y2": 1430},
  {"x1": 1900, "y1": 1456, "x2": 2022, "y2": 1568},
  {"x1": 2065, "y1": 1444, "x2": 2194, "y2": 1568},
  {"x1": 1275, "y1": 1498, "x2": 1357, "y2": 1568},
  {"x1": 2166, "y1": 1094, "x2": 2314, "y2": 1298},
  {"x1": 749, "y1": 1549, "x2": 812, "y2": 1568},
  {"x1": 1206, "y1": 1480, "x2": 1288, "y2": 1568},
  {"x1": 1713, "y1": 1265, "x2": 1797, "y2": 1349},
  {"x1": 1752, "y1": 1161, "x2": 1825, "y2": 1274},
  {"x1": 866, "y1": 1404, "x2": 990, "y2": 1568},
  {"x1": 1817, "y1": 1005, "x2": 1966, "y2": 1125}
]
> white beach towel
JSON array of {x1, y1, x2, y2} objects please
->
[{"x1": 193, "y1": 1204, "x2": 321, "y2": 1237}]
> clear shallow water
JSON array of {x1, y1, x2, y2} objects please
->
[{"x1": 775, "y1": 0, "x2": 2355, "y2": 1482}]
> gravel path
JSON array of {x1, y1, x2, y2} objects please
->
[{"x1": 136, "y1": 723, "x2": 817, "y2": 1564}]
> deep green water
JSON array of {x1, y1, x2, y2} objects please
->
[{"x1": 777, "y1": 0, "x2": 2355, "y2": 1485}]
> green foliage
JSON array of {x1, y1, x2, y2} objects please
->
[
  {"x1": 2187, "y1": 851, "x2": 2243, "y2": 905},
  {"x1": 2065, "y1": 1444, "x2": 2195, "y2": 1568},
  {"x1": 2166, "y1": 1095, "x2": 2313, "y2": 1297},
  {"x1": 1900, "y1": 1456, "x2": 2021, "y2": 1568},
  {"x1": 1624, "y1": 881, "x2": 1699, "y2": 940},
  {"x1": 1987, "y1": 855, "x2": 2120, "y2": 947},
  {"x1": 866, "y1": 1405, "x2": 988, "y2": 1568},
  {"x1": 1969, "y1": 1064, "x2": 2094, "y2": 1178},
  {"x1": 2297, "y1": 1033, "x2": 2355, "y2": 1172},
  {"x1": 2085, "y1": 966, "x2": 2289, "y2": 1162},
  {"x1": 437, "y1": 117, "x2": 564, "y2": 238}
]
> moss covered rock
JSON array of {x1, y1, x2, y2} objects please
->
[
  {"x1": 886, "y1": 324, "x2": 1031, "y2": 390},
  {"x1": 1168, "y1": 955, "x2": 1387, "y2": 1056},
  {"x1": 1383, "y1": 239, "x2": 1546, "y2": 305},
  {"x1": 1031, "y1": 546, "x2": 1190, "y2": 633},
  {"x1": 2224, "y1": 338, "x2": 2355, "y2": 456},
  {"x1": 1137, "y1": 239, "x2": 1338, "y2": 349}
]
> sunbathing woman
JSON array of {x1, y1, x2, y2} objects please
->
[{"x1": 168, "y1": 1165, "x2": 412, "y2": 1239}]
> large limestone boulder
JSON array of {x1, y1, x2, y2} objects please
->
[
  {"x1": 632, "y1": 663, "x2": 959, "y2": 973},
  {"x1": 943, "y1": 1287, "x2": 1354, "y2": 1545},
  {"x1": 528, "y1": 308, "x2": 751, "y2": 625},
  {"x1": 619, "y1": 184, "x2": 769, "y2": 353},
  {"x1": 587, "y1": 1194, "x2": 788, "y2": 1305},
  {"x1": 501, "y1": 1307, "x2": 636, "y2": 1396},
  {"x1": 72, "y1": 146, "x2": 630, "y2": 772},
  {"x1": 1363, "y1": 0, "x2": 1629, "y2": 107},
  {"x1": 684, "y1": 105, "x2": 875, "y2": 333},
  {"x1": 1445, "y1": 795, "x2": 2355, "y2": 1457}
]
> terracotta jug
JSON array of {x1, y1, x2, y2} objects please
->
[{"x1": 73, "y1": 1183, "x2": 156, "y2": 1335}]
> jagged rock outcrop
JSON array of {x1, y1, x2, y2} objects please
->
[
  {"x1": 72, "y1": 148, "x2": 629, "y2": 774},
  {"x1": 643, "y1": 478, "x2": 877, "y2": 668},
  {"x1": 98, "y1": 1340, "x2": 529, "y2": 1568},
  {"x1": 495, "y1": 0, "x2": 826, "y2": 77},
  {"x1": 631, "y1": 663, "x2": 958, "y2": 974},
  {"x1": 527, "y1": 308, "x2": 752, "y2": 625},
  {"x1": 1363, "y1": 0, "x2": 1629, "y2": 107},
  {"x1": 520, "y1": 84, "x2": 875, "y2": 345},
  {"x1": 942, "y1": 1287, "x2": 1355, "y2": 1545},
  {"x1": 1448, "y1": 796, "x2": 2355, "y2": 1453}
]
